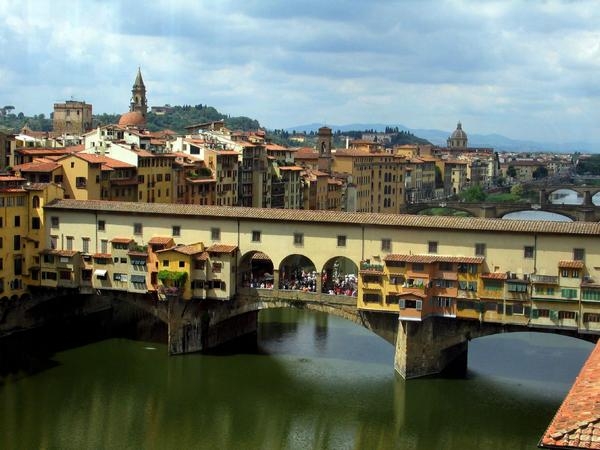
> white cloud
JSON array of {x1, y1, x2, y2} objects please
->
[{"x1": 1, "y1": 0, "x2": 600, "y2": 144}]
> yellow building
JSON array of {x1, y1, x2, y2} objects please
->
[{"x1": 0, "y1": 177, "x2": 64, "y2": 298}]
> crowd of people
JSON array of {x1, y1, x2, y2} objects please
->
[
  {"x1": 279, "y1": 269, "x2": 318, "y2": 292},
  {"x1": 322, "y1": 272, "x2": 358, "y2": 297},
  {"x1": 243, "y1": 263, "x2": 358, "y2": 297}
]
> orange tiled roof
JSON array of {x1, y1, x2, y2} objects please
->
[
  {"x1": 207, "y1": 244, "x2": 238, "y2": 254},
  {"x1": 559, "y1": 260, "x2": 585, "y2": 269},
  {"x1": 384, "y1": 254, "x2": 485, "y2": 264},
  {"x1": 44, "y1": 199, "x2": 600, "y2": 237},
  {"x1": 148, "y1": 236, "x2": 174, "y2": 245},
  {"x1": 110, "y1": 237, "x2": 133, "y2": 244},
  {"x1": 481, "y1": 272, "x2": 509, "y2": 280},
  {"x1": 251, "y1": 252, "x2": 271, "y2": 260},
  {"x1": 173, "y1": 243, "x2": 204, "y2": 255},
  {"x1": 92, "y1": 253, "x2": 112, "y2": 258},
  {"x1": 194, "y1": 252, "x2": 209, "y2": 261},
  {"x1": 540, "y1": 341, "x2": 600, "y2": 449}
]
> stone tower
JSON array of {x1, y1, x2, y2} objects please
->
[
  {"x1": 317, "y1": 126, "x2": 333, "y2": 173},
  {"x1": 129, "y1": 67, "x2": 148, "y2": 117}
]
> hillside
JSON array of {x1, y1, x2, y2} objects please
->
[{"x1": 0, "y1": 104, "x2": 261, "y2": 135}]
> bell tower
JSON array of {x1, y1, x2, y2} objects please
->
[
  {"x1": 130, "y1": 67, "x2": 148, "y2": 117},
  {"x1": 317, "y1": 126, "x2": 333, "y2": 173}
]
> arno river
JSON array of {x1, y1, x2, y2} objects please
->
[
  {"x1": 0, "y1": 308, "x2": 593, "y2": 449},
  {"x1": 0, "y1": 188, "x2": 597, "y2": 449}
]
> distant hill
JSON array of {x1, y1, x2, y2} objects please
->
[{"x1": 286, "y1": 123, "x2": 600, "y2": 153}]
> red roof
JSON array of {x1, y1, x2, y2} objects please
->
[
  {"x1": 559, "y1": 260, "x2": 585, "y2": 269},
  {"x1": 540, "y1": 341, "x2": 600, "y2": 449},
  {"x1": 207, "y1": 244, "x2": 238, "y2": 254}
]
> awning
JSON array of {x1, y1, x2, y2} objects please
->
[{"x1": 94, "y1": 269, "x2": 107, "y2": 277}]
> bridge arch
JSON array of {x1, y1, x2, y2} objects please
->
[
  {"x1": 417, "y1": 207, "x2": 475, "y2": 217},
  {"x1": 238, "y1": 251, "x2": 275, "y2": 289},
  {"x1": 407, "y1": 203, "x2": 478, "y2": 217},
  {"x1": 320, "y1": 256, "x2": 358, "y2": 296},
  {"x1": 545, "y1": 187, "x2": 584, "y2": 205},
  {"x1": 501, "y1": 208, "x2": 575, "y2": 221},
  {"x1": 278, "y1": 254, "x2": 318, "y2": 291}
]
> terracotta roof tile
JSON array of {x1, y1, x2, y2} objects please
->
[
  {"x1": 251, "y1": 252, "x2": 271, "y2": 260},
  {"x1": 207, "y1": 244, "x2": 238, "y2": 254},
  {"x1": 540, "y1": 341, "x2": 600, "y2": 449},
  {"x1": 194, "y1": 252, "x2": 209, "y2": 261},
  {"x1": 44, "y1": 199, "x2": 600, "y2": 237},
  {"x1": 92, "y1": 253, "x2": 112, "y2": 258},
  {"x1": 384, "y1": 254, "x2": 485, "y2": 264},
  {"x1": 481, "y1": 272, "x2": 508, "y2": 280},
  {"x1": 148, "y1": 236, "x2": 174, "y2": 245},
  {"x1": 173, "y1": 243, "x2": 205, "y2": 255},
  {"x1": 110, "y1": 237, "x2": 133, "y2": 244},
  {"x1": 559, "y1": 260, "x2": 585, "y2": 269}
]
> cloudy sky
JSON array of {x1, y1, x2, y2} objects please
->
[{"x1": 2, "y1": 0, "x2": 600, "y2": 143}]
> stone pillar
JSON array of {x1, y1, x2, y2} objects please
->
[
  {"x1": 539, "y1": 189, "x2": 548, "y2": 206},
  {"x1": 168, "y1": 306, "x2": 259, "y2": 355},
  {"x1": 480, "y1": 205, "x2": 497, "y2": 218},
  {"x1": 316, "y1": 272, "x2": 322, "y2": 294},
  {"x1": 394, "y1": 317, "x2": 469, "y2": 379},
  {"x1": 273, "y1": 269, "x2": 280, "y2": 290},
  {"x1": 583, "y1": 190, "x2": 594, "y2": 206}
]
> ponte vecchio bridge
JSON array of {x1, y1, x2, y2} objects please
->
[{"x1": 34, "y1": 199, "x2": 600, "y2": 378}]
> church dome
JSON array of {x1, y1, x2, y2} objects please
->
[
  {"x1": 450, "y1": 122, "x2": 467, "y2": 140},
  {"x1": 118, "y1": 111, "x2": 146, "y2": 128}
]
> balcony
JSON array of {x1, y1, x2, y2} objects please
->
[{"x1": 531, "y1": 274, "x2": 559, "y2": 285}]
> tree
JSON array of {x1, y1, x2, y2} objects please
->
[
  {"x1": 510, "y1": 183, "x2": 524, "y2": 198},
  {"x1": 459, "y1": 185, "x2": 486, "y2": 202},
  {"x1": 506, "y1": 165, "x2": 517, "y2": 178}
]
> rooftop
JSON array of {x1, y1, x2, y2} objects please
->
[{"x1": 44, "y1": 199, "x2": 600, "y2": 237}]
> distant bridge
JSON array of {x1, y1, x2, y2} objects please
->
[{"x1": 404, "y1": 184, "x2": 600, "y2": 221}]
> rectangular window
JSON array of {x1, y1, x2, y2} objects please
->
[
  {"x1": 559, "y1": 310, "x2": 576, "y2": 320},
  {"x1": 163, "y1": 260, "x2": 169, "y2": 267},
  {"x1": 561, "y1": 288, "x2": 578, "y2": 299},
  {"x1": 363, "y1": 293, "x2": 381, "y2": 303},
  {"x1": 31, "y1": 217, "x2": 40, "y2": 229},
  {"x1": 101, "y1": 239, "x2": 108, "y2": 254},
  {"x1": 134, "y1": 223, "x2": 142, "y2": 235},
  {"x1": 82, "y1": 238, "x2": 90, "y2": 253},
  {"x1": 337, "y1": 235, "x2": 347, "y2": 247},
  {"x1": 412, "y1": 263, "x2": 425, "y2": 272},
  {"x1": 293, "y1": 233, "x2": 303, "y2": 246},
  {"x1": 13, "y1": 235, "x2": 20, "y2": 251},
  {"x1": 172, "y1": 225, "x2": 181, "y2": 237},
  {"x1": 428, "y1": 241, "x2": 438, "y2": 254},
  {"x1": 51, "y1": 216, "x2": 59, "y2": 228},
  {"x1": 475, "y1": 243, "x2": 486, "y2": 257},
  {"x1": 439, "y1": 261, "x2": 452, "y2": 271},
  {"x1": 14, "y1": 215, "x2": 20, "y2": 227},
  {"x1": 381, "y1": 239, "x2": 391, "y2": 252},
  {"x1": 524, "y1": 246, "x2": 534, "y2": 258},
  {"x1": 211, "y1": 227, "x2": 220, "y2": 241},
  {"x1": 252, "y1": 230, "x2": 261, "y2": 242},
  {"x1": 179, "y1": 261, "x2": 185, "y2": 268},
  {"x1": 574, "y1": 248, "x2": 585, "y2": 261},
  {"x1": 98, "y1": 220, "x2": 105, "y2": 231},
  {"x1": 66, "y1": 236, "x2": 73, "y2": 251},
  {"x1": 561, "y1": 268, "x2": 570, "y2": 278},
  {"x1": 212, "y1": 262, "x2": 222, "y2": 273},
  {"x1": 507, "y1": 282, "x2": 528, "y2": 293}
]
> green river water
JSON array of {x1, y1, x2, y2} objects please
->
[{"x1": 0, "y1": 308, "x2": 594, "y2": 450}]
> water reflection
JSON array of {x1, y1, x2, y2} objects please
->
[{"x1": 0, "y1": 308, "x2": 594, "y2": 450}]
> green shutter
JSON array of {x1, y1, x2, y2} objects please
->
[
  {"x1": 531, "y1": 308, "x2": 539, "y2": 319},
  {"x1": 399, "y1": 299, "x2": 405, "y2": 309}
]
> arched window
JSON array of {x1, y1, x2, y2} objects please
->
[{"x1": 32, "y1": 196, "x2": 40, "y2": 208}]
